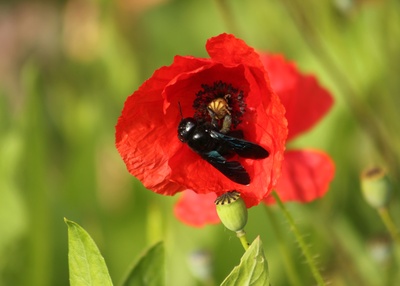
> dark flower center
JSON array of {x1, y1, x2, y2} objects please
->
[{"x1": 193, "y1": 81, "x2": 246, "y2": 131}]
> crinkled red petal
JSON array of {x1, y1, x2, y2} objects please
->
[
  {"x1": 264, "y1": 149, "x2": 335, "y2": 204},
  {"x1": 259, "y1": 54, "x2": 333, "y2": 140},
  {"x1": 115, "y1": 56, "x2": 211, "y2": 195},
  {"x1": 207, "y1": 34, "x2": 266, "y2": 68},
  {"x1": 174, "y1": 190, "x2": 220, "y2": 227}
]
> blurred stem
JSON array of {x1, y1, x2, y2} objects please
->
[
  {"x1": 377, "y1": 207, "x2": 400, "y2": 245},
  {"x1": 278, "y1": 0, "x2": 399, "y2": 177},
  {"x1": 146, "y1": 200, "x2": 164, "y2": 245},
  {"x1": 272, "y1": 191, "x2": 326, "y2": 286},
  {"x1": 22, "y1": 61, "x2": 52, "y2": 286},
  {"x1": 236, "y1": 229, "x2": 249, "y2": 251},
  {"x1": 264, "y1": 205, "x2": 302, "y2": 286},
  {"x1": 214, "y1": 0, "x2": 241, "y2": 36}
]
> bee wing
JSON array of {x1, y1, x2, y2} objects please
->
[
  {"x1": 201, "y1": 151, "x2": 250, "y2": 185},
  {"x1": 210, "y1": 130, "x2": 269, "y2": 159}
]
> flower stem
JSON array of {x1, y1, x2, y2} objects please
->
[
  {"x1": 377, "y1": 207, "x2": 400, "y2": 245},
  {"x1": 272, "y1": 191, "x2": 326, "y2": 286},
  {"x1": 264, "y1": 205, "x2": 302, "y2": 286},
  {"x1": 236, "y1": 229, "x2": 249, "y2": 251}
]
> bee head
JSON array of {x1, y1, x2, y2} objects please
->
[{"x1": 178, "y1": 118, "x2": 197, "y2": 143}]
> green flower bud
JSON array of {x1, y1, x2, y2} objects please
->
[
  {"x1": 215, "y1": 191, "x2": 248, "y2": 232},
  {"x1": 361, "y1": 167, "x2": 392, "y2": 209}
]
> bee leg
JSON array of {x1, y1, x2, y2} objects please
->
[
  {"x1": 207, "y1": 107, "x2": 220, "y2": 130},
  {"x1": 220, "y1": 114, "x2": 232, "y2": 134}
]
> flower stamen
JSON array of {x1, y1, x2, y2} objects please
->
[{"x1": 193, "y1": 81, "x2": 246, "y2": 131}]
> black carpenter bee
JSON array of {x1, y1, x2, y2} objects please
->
[{"x1": 177, "y1": 116, "x2": 269, "y2": 185}]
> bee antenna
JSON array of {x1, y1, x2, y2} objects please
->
[{"x1": 178, "y1": 102, "x2": 183, "y2": 119}]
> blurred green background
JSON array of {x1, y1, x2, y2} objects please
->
[{"x1": 1, "y1": 0, "x2": 400, "y2": 285}]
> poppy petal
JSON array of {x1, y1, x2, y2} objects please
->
[
  {"x1": 116, "y1": 56, "x2": 210, "y2": 195},
  {"x1": 264, "y1": 149, "x2": 335, "y2": 204},
  {"x1": 259, "y1": 54, "x2": 333, "y2": 140},
  {"x1": 207, "y1": 33, "x2": 265, "y2": 68},
  {"x1": 174, "y1": 190, "x2": 220, "y2": 227}
]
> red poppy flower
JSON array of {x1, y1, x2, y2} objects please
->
[
  {"x1": 116, "y1": 34, "x2": 288, "y2": 212},
  {"x1": 260, "y1": 54, "x2": 335, "y2": 204},
  {"x1": 174, "y1": 54, "x2": 335, "y2": 227}
]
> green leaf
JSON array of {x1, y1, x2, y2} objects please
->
[
  {"x1": 120, "y1": 241, "x2": 164, "y2": 286},
  {"x1": 65, "y1": 218, "x2": 113, "y2": 286},
  {"x1": 221, "y1": 236, "x2": 270, "y2": 286}
]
